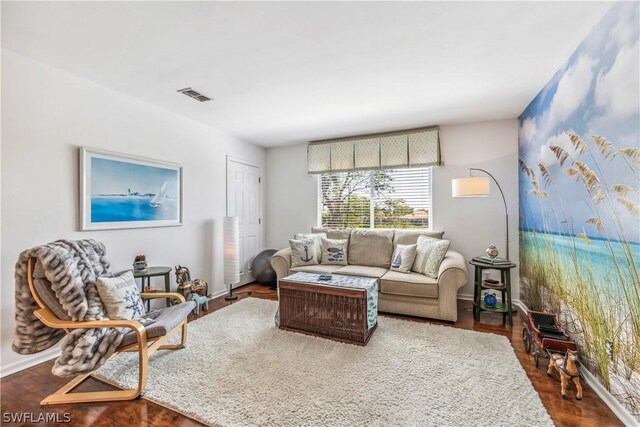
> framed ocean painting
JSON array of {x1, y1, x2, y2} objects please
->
[{"x1": 80, "y1": 147, "x2": 183, "y2": 230}]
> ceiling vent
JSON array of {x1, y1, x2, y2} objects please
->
[{"x1": 177, "y1": 87, "x2": 213, "y2": 102}]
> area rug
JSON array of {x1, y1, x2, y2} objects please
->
[{"x1": 94, "y1": 298, "x2": 553, "y2": 426}]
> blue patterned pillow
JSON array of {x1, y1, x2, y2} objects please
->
[{"x1": 96, "y1": 271, "x2": 146, "y2": 320}]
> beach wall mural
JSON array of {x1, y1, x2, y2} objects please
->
[{"x1": 518, "y1": 2, "x2": 639, "y2": 419}]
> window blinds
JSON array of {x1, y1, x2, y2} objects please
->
[
  {"x1": 308, "y1": 127, "x2": 440, "y2": 174},
  {"x1": 319, "y1": 168, "x2": 432, "y2": 229}
]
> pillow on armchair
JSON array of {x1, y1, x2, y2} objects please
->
[{"x1": 97, "y1": 271, "x2": 146, "y2": 320}]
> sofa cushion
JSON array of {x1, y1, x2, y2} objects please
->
[
  {"x1": 335, "y1": 265, "x2": 388, "y2": 278},
  {"x1": 348, "y1": 229, "x2": 394, "y2": 268},
  {"x1": 290, "y1": 264, "x2": 343, "y2": 275},
  {"x1": 381, "y1": 271, "x2": 439, "y2": 299},
  {"x1": 312, "y1": 227, "x2": 351, "y2": 241},
  {"x1": 119, "y1": 301, "x2": 196, "y2": 348},
  {"x1": 289, "y1": 239, "x2": 319, "y2": 267},
  {"x1": 390, "y1": 244, "x2": 417, "y2": 273},
  {"x1": 393, "y1": 229, "x2": 445, "y2": 247},
  {"x1": 320, "y1": 238, "x2": 348, "y2": 265},
  {"x1": 413, "y1": 236, "x2": 450, "y2": 278},
  {"x1": 294, "y1": 233, "x2": 326, "y2": 262}
]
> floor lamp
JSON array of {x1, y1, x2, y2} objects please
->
[
  {"x1": 223, "y1": 216, "x2": 240, "y2": 300},
  {"x1": 452, "y1": 168, "x2": 510, "y2": 260}
]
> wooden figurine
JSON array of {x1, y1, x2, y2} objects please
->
[
  {"x1": 175, "y1": 265, "x2": 209, "y2": 315},
  {"x1": 547, "y1": 350, "x2": 583, "y2": 400}
]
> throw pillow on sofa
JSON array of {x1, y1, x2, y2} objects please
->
[
  {"x1": 289, "y1": 238, "x2": 319, "y2": 267},
  {"x1": 413, "y1": 236, "x2": 450, "y2": 278},
  {"x1": 294, "y1": 232, "x2": 327, "y2": 262},
  {"x1": 320, "y1": 238, "x2": 348, "y2": 265},
  {"x1": 96, "y1": 271, "x2": 146, "y2": 320},
  {"x1": 390, "y1": 243, "x2": 417, "y2": 273}
]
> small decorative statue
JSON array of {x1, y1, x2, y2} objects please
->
[
  {"x1": 175, "y1": 265, "x2": 209, "y2": 315},
  {"x1": 485, "y1": 244, "x2": 499, "y2": 259},
  {"x1": 133, "y1": 254, "x2": 148, "y2": 271},
  {"x1": 483, "y1": 292, "x2": 497, "y2": 307},
  {"x1": 547, "y1": 350, "x2": 583, "y2": 400}
]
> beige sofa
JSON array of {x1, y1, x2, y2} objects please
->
[{"x1": 270, "y1": 228, "x2": 468, "y2": 322}]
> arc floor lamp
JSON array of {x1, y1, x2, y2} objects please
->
[{"x1": 452, "y1": 168, "x2": 510, "y2": 260}]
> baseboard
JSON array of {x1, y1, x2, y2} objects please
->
[
  {"x1": 0, "y1": 346, "x2": 61, "y2": 378},
  {"x1": 458, "y1": 293, "x2": 636, "y2": 425},
  {"x1": 210, "y1": 288, "x2": 228, "y2": 299},
  {"x1": 579, "y1": 364, "x2": 638, "y2": 426}
]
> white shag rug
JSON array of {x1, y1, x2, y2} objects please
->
[{"x1": 94, "y1": 298, "x2": 553, "y2": 427}]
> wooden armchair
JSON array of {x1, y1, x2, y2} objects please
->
[{"x1": 26, "y1": 257, "x2": 195, "y2": 406}]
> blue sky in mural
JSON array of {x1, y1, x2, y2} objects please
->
[
  {"x1": 518, "y1": 2, "x2": 639, "y2": 243},
  {"x1": 91, "y1": 157, "x2": 178, "y2": 197}
]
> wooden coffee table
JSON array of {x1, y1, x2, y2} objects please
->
[{"x1": 278, "y1": 272, "x2": 378, "y2": 346}]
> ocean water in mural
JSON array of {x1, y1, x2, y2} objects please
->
[
  {"x1": 91, "y1": 197, "x2": 178, "y2": 222},
  {"x1": 518, "y1": 2, "x2": 639, "y2": 419},
  {"x1": 90, "y1": 157, "x2": 179, "y2": 223}
]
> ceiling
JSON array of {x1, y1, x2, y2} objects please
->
[{"x1": 2, "y1": 2, "x2": 613, "y2": 147}]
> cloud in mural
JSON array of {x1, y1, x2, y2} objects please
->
[
  {"x1": 545, "y1": 54, "x2": 595, "y2": 128},
  {"x1": 518, "y1": 117, "x2": 537, "y2": 146},
  {"x1": 595, "y1": 41, "x2": 640, "y2": 118}
]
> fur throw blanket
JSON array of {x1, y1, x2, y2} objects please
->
[{"x1": 13, "y1": 239, "x2": 127, "y2": 377}]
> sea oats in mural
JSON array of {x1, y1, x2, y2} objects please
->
[{"x1": 518, "y1": 2, "x2": 639, "y2": 420}]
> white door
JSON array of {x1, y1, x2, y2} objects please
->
[{"x1": 227, "y1": 157, "x2": 261, "y2": 285}]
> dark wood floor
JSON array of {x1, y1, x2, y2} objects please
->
[{"x1": 0, "y1": 283, "x2": 622, "y2": 427}]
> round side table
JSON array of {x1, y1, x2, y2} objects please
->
[
  {"x1": 469, "y1": 260, "x2": 517, "y2": 326},
  {"x1": 118, "y1": 266, "x2": 173, "y2": 308}
]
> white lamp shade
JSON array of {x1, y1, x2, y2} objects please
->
[
  {"x1": 452, "y1": 176, "x2": 490, "y2": 197},
  {"x1": 223, "y1": 217, "x2": 240, "y2": 284}
]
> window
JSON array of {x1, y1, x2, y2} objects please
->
[{"x1": 319, "y1": 167, "x2": 432, "y2": 229}]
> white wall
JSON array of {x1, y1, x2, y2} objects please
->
[
  {"x1": 433, "y1": 120, "x2": 519, "y2": 298},
  {"x1": 266, "y1": 119, "x2": 519, "y2": 299},
  {"x1": 0, "y1": 50, "x2": 266, "y2": 376},
  {"x1": 265, "y1": 143, "x2": 318, "y2": 248}
]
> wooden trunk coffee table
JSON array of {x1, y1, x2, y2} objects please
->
[{"x1": 278, "y1": 272, "x2": 378, "y2": 346}]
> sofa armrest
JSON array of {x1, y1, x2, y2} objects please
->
[
  {"x1": 270, "y1": 247, "x2": 291, "y2": 282},
  {"x1": 438, "y1": 250, "x2": 468, "y2": 291}
]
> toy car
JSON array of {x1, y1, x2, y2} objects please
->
[{"x1": 523, "y1": 311, "x2": 577, "y2": 367}]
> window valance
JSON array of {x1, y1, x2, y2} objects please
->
[{"x1": 307, "y1": 126, "x2": 441, "y2": 174}]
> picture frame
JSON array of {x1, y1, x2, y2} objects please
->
[{"x1": 80, "y1": 147, "x2": 183, "y2": 230}]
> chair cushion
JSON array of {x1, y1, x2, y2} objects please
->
[
  {"x1": 393, "y1": 229, "x2": 445, "y2": 247},
  {"x1": 119, "y1": 301, "x2": 196, "y2": 348},
  {"x1": 32, "y1": 261, "x2": 71, "y2": 320},
  {"x1": 335, "y1": 265, "x2": 388, "y2": 278},
  {"x1": 348, "y1": 229, "x2": 394, "y2": 268},
  {"x1": 290, "y1": 264, "x2": 343, "y2": 275},
  {"x1": 381, "y1": 271, "x2": 439, "y2": 299}
]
